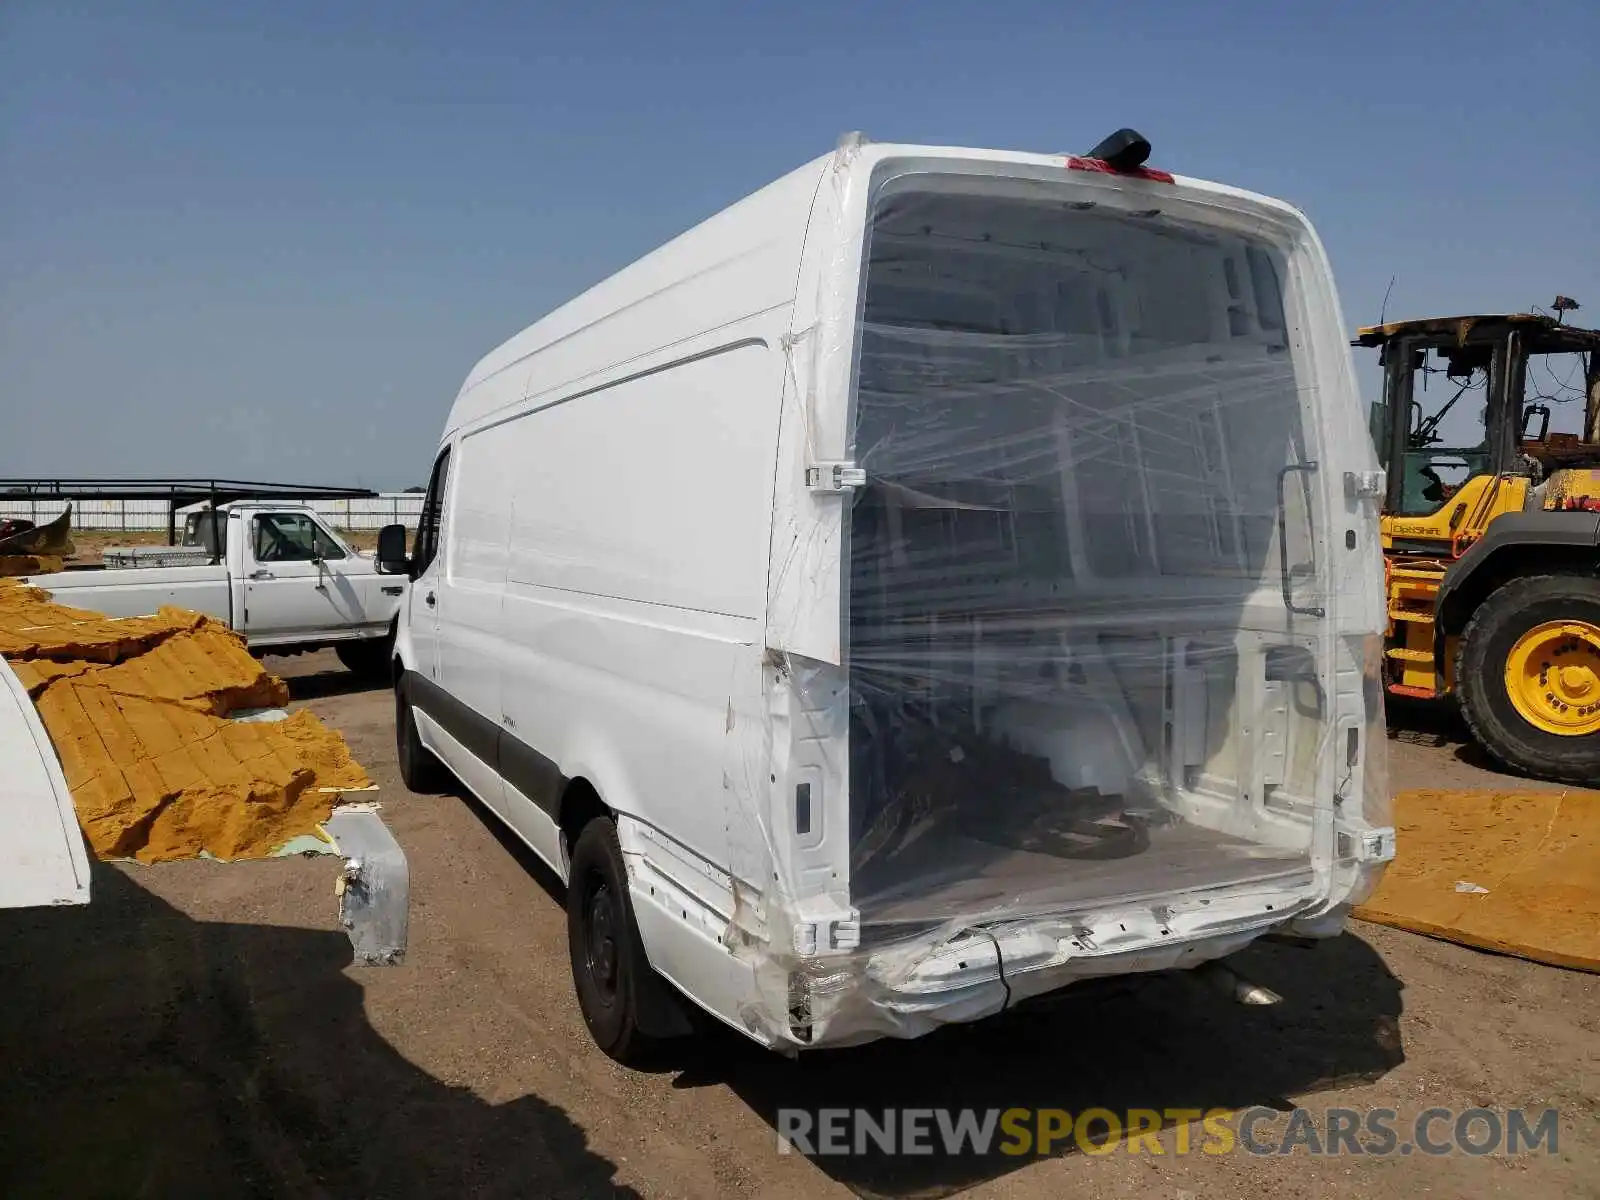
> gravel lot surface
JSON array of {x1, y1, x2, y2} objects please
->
[{"x1": 3, "y1": 653, "x2": 1594, "y2": 1199}]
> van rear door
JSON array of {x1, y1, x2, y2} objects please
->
[{"x1": 838, "y1": 170, "x2": 1349, "y2": 937}]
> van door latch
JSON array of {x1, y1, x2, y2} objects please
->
[
  {"x1": 1344, "y1": 470, "x2": 1385, "y2": 499},
  {"x1": 805, "y1": 462, "x2": 866, "y2": 493}
]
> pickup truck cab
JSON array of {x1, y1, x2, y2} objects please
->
[{"x1": 23, "y1": 502, "x2": 405, "y2": 676}]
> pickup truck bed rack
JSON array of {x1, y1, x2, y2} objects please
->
[{"x1": 0, "y1": 479, "x2": 377, "y2": 545}]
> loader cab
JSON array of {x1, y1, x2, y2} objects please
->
[
  {"x1": 1357, "y1": 307, "x2": 1600, "y2": 784},
  {"x1": 1358, "y1": 311, "x2": 1600, "y2": 522}
]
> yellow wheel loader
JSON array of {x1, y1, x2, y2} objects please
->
[{"x1": 1359, "y1": 305, "x2": 1600, "y2": 781}]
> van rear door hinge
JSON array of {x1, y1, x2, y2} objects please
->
[
  {"x1": 793, "y1": 914, "x2": 861, "y2": 956},
  {"x1": 1338, "y1": 826, "x2": 1395, "y2": 863},
  {"x1": 805, "y1": 462, "x2": 866, "y2": 493}
]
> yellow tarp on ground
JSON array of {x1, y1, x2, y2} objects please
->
[
  {"x1": 0, "y1": 579, "x2": 370, "y2": 864},
  {"x1": 1353, "y1": 788, "x2": 1600, "y2": 973}
]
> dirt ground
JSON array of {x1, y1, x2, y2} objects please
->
[{"x1": 3, "y1": 654, "x2": 1596, "y2": 1199}]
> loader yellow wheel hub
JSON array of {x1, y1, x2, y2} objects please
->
[{"x1": 1506, "y1": 621, "x2": 1600, "y2": 736}]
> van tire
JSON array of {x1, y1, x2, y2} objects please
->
[
  {"x1": 395, "y1": 683, "x2": 447, "y2": 793},
  {"x1": 567, "y1": 817, "x2": 658, "y2": 1064}
]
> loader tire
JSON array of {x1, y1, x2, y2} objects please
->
[{"x1": 1456, "y1": 573, "x2": 1600, "y2": 784}]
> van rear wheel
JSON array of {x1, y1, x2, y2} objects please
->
[{"x1": 567, "y1": 817, "x2": 655, "y2": 1065}]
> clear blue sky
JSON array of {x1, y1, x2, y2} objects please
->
[{"x1": 3, "y1": 0, "x2": 1595, "y2": 488}]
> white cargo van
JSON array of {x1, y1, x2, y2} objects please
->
[{"x1": 378, "y1": 132, "x2": 1394, "y2": 1061}]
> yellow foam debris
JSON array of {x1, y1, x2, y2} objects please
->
[
  {"x1": 1353, "y1": 788, "x2": 1600, "y2": 973},
  {"x1": 0, "y1": 579, "x2": 371, "y2": 863},
  {"x1": 0, "y1": 583, "x2": 206, "y2": 663},
  {"x1": 8, "y1": 656, "x2": 99, "y2": 695},
  {"x1": 0, "y1": 555, "x2": 63, "y2": 577}
]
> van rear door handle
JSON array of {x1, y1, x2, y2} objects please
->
[{"x1": 424, "y1": 591, "x2": 436, "y2": 607}]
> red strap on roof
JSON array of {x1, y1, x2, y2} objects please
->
[{"x1": 1065, "y1": 155, "x2": 1175, "y2": 184}]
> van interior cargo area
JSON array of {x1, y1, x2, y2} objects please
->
[
  {"x1": 843, "y1": 635, "x2": 1322, "y2": 933},
  {"x1": 841, "y1": 182, "x2": 1331, "y2": 938}
]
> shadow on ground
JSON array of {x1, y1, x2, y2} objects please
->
[
  {"x1": 276, "y1": 665, "x2": 382, "y2": 703},
  {"x1": 675, "y1": 934, "x2": 1404, "y2": 1199},
  {"x1": 1385, "y1": 693, "x2": 1469, "y2": 747},
  {"x1": 450, "y1": 785, "x2": 1407, "y2": 1200},
  {"x1": 0, "y1": 865, "x2": 638, "y2": 1200},
  {"x1": 1385, "y1": 693, "x2": 1525, "y2": 777}
]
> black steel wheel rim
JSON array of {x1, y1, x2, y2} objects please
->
[{"x1": 583, "y1": 876, "x2": 619, "y2": 1004}]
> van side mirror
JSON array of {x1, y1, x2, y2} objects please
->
[{"x1": 375, "y1": 524, "x2": 410, "y2": 576}]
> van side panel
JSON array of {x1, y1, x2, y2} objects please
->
[
  {"x1": 495, "y1": 323, "x2": 788, "y2": 879},
  {"x1": 504, "y1": 343, "x2": 779, "y2": 618},
  {"x1": 451, "y1": 158, "x2": 829, "y2": 428},
  {"x1": 432, "y1": 156, "x2": 823, "y2": 1038},
  {"x1": 450, "y1": 429, "x2": 515, "y2": 588}
]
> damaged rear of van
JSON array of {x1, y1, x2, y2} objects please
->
[{"x1": 388, "y1": 133, "x2": 1394, "y2": 1060}]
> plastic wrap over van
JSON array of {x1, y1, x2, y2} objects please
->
[
  {"x1": 763, "y1": 132, "x2": 873, "y2": 664},
  {"x1": 738, "y1": 157, "x2": 1388, "y2": 1047}
]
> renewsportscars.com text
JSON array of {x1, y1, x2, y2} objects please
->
[{"x1": 777, "y1": 1105, "x2": 1560, "y2": 1158}]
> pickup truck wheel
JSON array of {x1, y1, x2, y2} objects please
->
[
  {"x1": 337, "y1": 638, "x2": 393, "y2": 682},
  {"x1": 395, "y1": 684, "x2": 447, "y2": 793},
  {"x1": 567, "y1": 817, "x2": 656, "y2": 1065}
]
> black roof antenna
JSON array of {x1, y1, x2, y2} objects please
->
[{"x1": 1084, "y1": 128, "x2": 1152, "y2": 171}]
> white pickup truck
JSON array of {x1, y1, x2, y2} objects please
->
[{"x1": 22, "y1": 502, "x2": 406, "y2": 677}]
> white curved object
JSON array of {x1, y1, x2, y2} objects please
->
[{"x1": 0, "y1": 657, "x2": 91, "y2": 908}]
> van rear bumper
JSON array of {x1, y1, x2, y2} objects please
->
[
  {"x1": 779, "y1": 852, "x2": 1389, "y2": 1049},
  {"x1": 798, "y1": 923, "x2": 1273, "y2": 1048}
]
